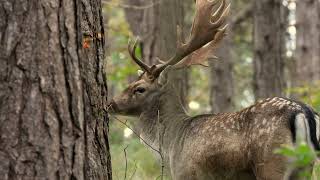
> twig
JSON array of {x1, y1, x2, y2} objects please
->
[
  {"x1": 114, "y1": 170, "x2": 120, "y2": 180},
  {"x1": 156, "y1": 175, "x2": 168, "y2": 180},
  {"x1": 109, "y1": 114, "x2": 162, "y2": 155},
  {"x1": 129, "y1": 162, "x2": 137, "y2": 180},
  {"x1": 123, "y1": 145, "x2": 129, "y2": 180},
  {"x1": 106, "y1": 104, "x2": 165, "y2": 180},
  {"x1": 157, "y1": 110, "x2": 164, "y2": 180}
]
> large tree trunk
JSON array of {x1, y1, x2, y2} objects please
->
[
  {"x1": 0, "y1": 1, "x2": 112, "y2": 179},
  {"x1": 124, "y1": 0, "x2": 190, "y2": 107},
  {"x1": 253, "y1": 0, "x2": 285, "y2": 100},
  {"x1": 294, "y1": 0, "x2": 320, "y2": 85}
]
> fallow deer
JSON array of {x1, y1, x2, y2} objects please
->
[{"x1": 108, "y1": 0, "x2": 320, "y2": 179}]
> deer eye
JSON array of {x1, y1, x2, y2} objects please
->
[{"x1": 134, "y1": 87, "x2": 146, "y2": 94}]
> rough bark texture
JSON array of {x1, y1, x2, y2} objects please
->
[
  {"x1": 0, "y1": 0, "x2": 111, "y2": 179},
  {"x1": 253, "y1": 0, "x2": 285, "y2": 100},
  {"x1": 124, "y1": 0, "x2": 190, "y2": 107},
  {"x1": 294, "y1": 0, "x2": 320, "y2": 85}
]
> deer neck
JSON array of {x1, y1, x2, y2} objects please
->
[{"x1": 137, "y1": 88, "x2": 189, "y2": 162}]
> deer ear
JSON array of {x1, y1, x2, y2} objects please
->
[
  {"x1": 157, "y1": 66, "x2": 173, "y2": 86},
  {"x1": 137, "y1": 70, "x2": 144, "y2": 76}
]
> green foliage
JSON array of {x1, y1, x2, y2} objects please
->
[
  {"x1": 104, "y1": 0, "x2": 139, "y2": 90},
  {"x1": 288, "y1": 82, "x2": 320, "y2": 112},
  {"x1": 109, "y1": 52, "x2": 138, "y2": 80},
  {"x1": 275, "y1": 143, "x2": 316, "y2": 167},
  {"x1": 188, "y1": 67, "x2": 211, "y2": 114},
  {"x1": 275, "y1": 143, "x2": 320, "y2": 179}
]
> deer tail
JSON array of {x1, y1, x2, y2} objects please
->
[
  {"x1": 286, "y1": 108, "x2": 320, "y2": 179},
  {"x1": 292, "y1": 106, "x2": 320, "y2": 151}
]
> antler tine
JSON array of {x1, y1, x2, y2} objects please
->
[
  {"x1": 128, "y1": 38, "x2": 152, "y2": 74},
  {"x1": 211, "y1": 0, "x2": 230, "y2": 27},
  {"x1": 152, "y1": 0, "x2": 230, "y2": 77},
  {"x1": 211, "y1": 0, "x2": 226, "y2": 22}
]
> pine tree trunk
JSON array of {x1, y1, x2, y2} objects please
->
[
  {"x1": 253, "y1": 0, "x2": 285, "y2": 100},
  {"x1": 124, "y1": 0, "x2": 190, "y2": 107},
  {"x1": 209, "y1": 2, "x2": 253, "y2": 113},
  {"x1": 295, "y1": 0, "x2": 320, "y2": 85},
  {"x1": 210, "y1": 29, "x2": 234, "y2": 113},
  {"x1": 0, "y1": 1, "x2": 112, "y2": 179}
]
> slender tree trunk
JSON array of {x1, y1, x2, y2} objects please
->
[
  {"x1": 124, "y1": 0, "x2": 190, "y2": 107},
  {"x1": 209, "y1": 2, "x2": 253, "y2": 113},
  {"x1": 210, "y1": 28, "x2": 234, "y2": 113},
  {"x1": 0, "y1": 1, "x2": 111, "y2": 179},
  {"x1": 156, "y1": 0, "x2": 189, "y2": 106},
  {"x1": 294, "y1": 0, "x2": 320, "y2": 85},
  {"x1": 253, "y1": 0, "x2": 285, "y2": 100}
]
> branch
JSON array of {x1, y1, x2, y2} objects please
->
[
  {"x1": 123, "y1": 145, "x2": 129, "y2": 180},
  {"x1": 129, "y1": 163, "x2": 137, "y2": 180},
  {"x1": 230, "y1": 4, "x2": 253, "y2": 26},
  {"x1": 157, "y1": 110, "x2": 164, "y2": 180},
  {"x1": 109, "y1": 114, "x2": 162, "y2": 155}
]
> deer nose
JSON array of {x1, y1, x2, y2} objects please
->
[{"x1": 107, "y1": 100, "x2": 119, "y2": 114}]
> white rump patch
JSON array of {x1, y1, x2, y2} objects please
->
[
  {"x1": 295, "y1": 113, "x2": 312, "y2": 146},
  {"x1": 315, "y1": 115, "x2": 320, "y2": 142}
]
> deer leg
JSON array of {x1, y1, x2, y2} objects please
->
[
  {"x1": 253, "y1": 156, "x2": 287, "y2": 180},
  {"x1": 173, "y1": 171, "x2": 197, "y2": 180},
  {"x1": 284, "y1": 164, "x2": 314, "y2": 180},
  {"x1": 173, "y1": 167, "x2": 212, "y2": 180}
]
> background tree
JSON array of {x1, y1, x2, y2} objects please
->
[
  {"x1": 253, "y1": 0, "x2": 286, "y2": 99},
  {"x1": 123, "y1": 0, "x2": 191, "y2": 106},
  {"x1": 0, "y1": 1, "x2": 111, "y2": 179},
  {"x1": 210, "y1": 20, "x2": 235, "y2": 113},
  {"x1": 210, "y1": 1, "x2": 252, "y2": 113},
  {"x1": 294, "y1": 0, "x2": 320, "y2": 86}
]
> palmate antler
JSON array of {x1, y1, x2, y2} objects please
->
[{"x1": 128, "y1": 0, "x2": 230, "y2": 79}]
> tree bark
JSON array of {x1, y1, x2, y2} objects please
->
[
  {"x1": 124, "y1": 0, "x2": 190, "y2": 107},
  {"x1": 294, "y1": 0, "x2": 320, "y2": 85},
  {"x1": 253, "y1": 0, "x2": 285, "y2": 100},
  {"x1": 0, "y1": 0, "x2": 111, "y2": 179},
  {"x1": 210, "y1": 28, "x2": 234, "y2": 113},
  {"x1": 210, "y1": 2, "x2": 253, "y2": 113}
]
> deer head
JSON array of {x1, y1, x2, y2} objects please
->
[{"x1": 109, "y1": 0, "x2": 230, "y2": 117}]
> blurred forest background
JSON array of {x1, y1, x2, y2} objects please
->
[{"x1": 102, "y1": 0, "x2": 320, "y2": 179}]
